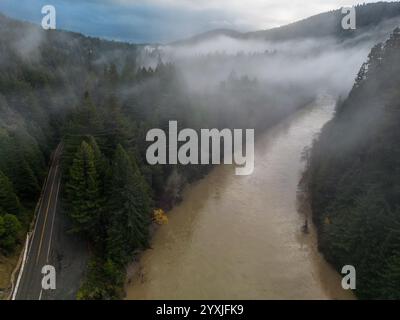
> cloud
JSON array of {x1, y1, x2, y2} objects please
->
[
  {"x1": 106, "y1": 0, "x2": 380, "y2": 29},
  {"x1": 0, "y1": 0, "x2": 383, "y2": 43}
]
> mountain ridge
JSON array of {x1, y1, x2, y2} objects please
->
[{"x1": 172, "y1": 2, "x2": 400, "y2": 46}]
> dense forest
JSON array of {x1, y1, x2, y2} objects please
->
[
  {"x1": 0, "y1": 12, "x2": 309, "y2": 298},
  {"x1": 2, "y1": 1, "x2": 400, "y2": 300},
  {"x1": 0, "y1": 11, "x2": 140, "y2": 255},
  {"x1": 309, "y1": 28, "x2": 400, "y2": 299}
]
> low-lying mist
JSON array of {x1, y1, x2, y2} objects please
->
[{"x1": 138, "y1": 17, "x2": 400, "y2": 115}]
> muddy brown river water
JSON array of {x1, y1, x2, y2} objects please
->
[{"x1": 126, "y1": 96, "x2": 355, "y2": 300}]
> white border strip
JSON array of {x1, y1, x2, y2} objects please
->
[{"x1": 11, "y1": 233, "x2": 30, "y2": 300}]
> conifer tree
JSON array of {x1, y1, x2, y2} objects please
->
[
  {"x1": 66, "y1": 141, "x2": 101, "y2": 240},
  {"x1": 106, "y1": 145, "x2": 151, "y2": 264},
  {"x1": 86, "y1": 135, "x2": 108, "y2": 180},
  {"x1": 12, "y1": 156, "x2": 40, "y2": 202}
]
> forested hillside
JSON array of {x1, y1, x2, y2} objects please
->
[
  {"x1": 0, "y1": 12, "x2": 139, "y2": 255},
  {"x1": 250, "y1": 1, "x2": 400, "y2": 41},
  {"x1": 0, "y1": 12, "x2": 310, "y2": 298},
  {"x1": 3, "y1": 1, "x2": 400, "y2": 299},
  {"x1": 0, "y1": 13, "x2": 207, "y2": 297},
  {"x1": 309, "y1": 28, "x2": 400, "y2": 299}
]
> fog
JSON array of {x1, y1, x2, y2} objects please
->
[
  {"x1": 165, "y1": 37, "x2": 369, "y2": 97},
  {"x1": 139, "y1": 17, "x2": 400, "y2": 104},
  {"x1": 2, "y1": 9, "x2": 399, "y2": 144}
]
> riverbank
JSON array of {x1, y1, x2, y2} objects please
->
[
  {"x1": 123, "y1": 98, "x2": 314, "y2": 298},
  {"x1": 124, "y1": 96, "x2": 355, "y2": 300}
]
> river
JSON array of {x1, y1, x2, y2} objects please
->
[{"x1": 126, "y1": 96, "x2": 355, "y2": 300}]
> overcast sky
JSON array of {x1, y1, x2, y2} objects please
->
[{"x1": 0, "y1": 0, "x2": 381, "y2": 43}]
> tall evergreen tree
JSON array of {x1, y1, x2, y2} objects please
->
[
  {"x1": 106, "y1": 145, "x2": 151, "y2": 265},
  {"x1": 86, "y1": 135, "x2": 108, "y2": 181},
  {"x1": 66, "y1": 141, "x2": 101, "y2": 240},
  {"x1": 12, "y1": 156, "x2": 40, "y2": 202}
]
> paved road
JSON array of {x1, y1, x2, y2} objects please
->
[
  {"x1": 15, "y1": 144, "x2": 63, "y2": 300},
  {"x1": 13, "y1": 142, "x2": 90, "y2": 300}
]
